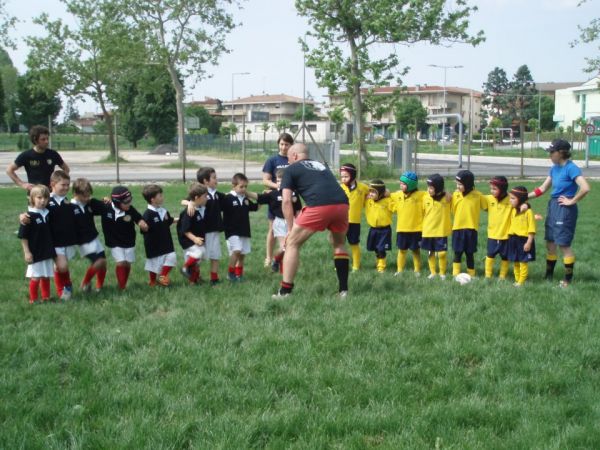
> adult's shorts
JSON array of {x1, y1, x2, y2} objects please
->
[
  {"x1": 295, "y1": 204, "x2": 349, "y2": 233},
  {"x1": 545, "y1": 198, "x2": 578, "y2": 246}
]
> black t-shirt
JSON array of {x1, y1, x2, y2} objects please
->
[
  {"x1": 257, "y1": 189, "x2": 302, "y2": 218},
  {"x1": 14, "y1": 148, "x2": 64, "y2": 187},
  {"x1": 280, "y1": 159, "x2": 348, "y2": 207}
]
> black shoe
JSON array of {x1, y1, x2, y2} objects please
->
[
  {"x1": 181, "y1": 266, "x2": 191, "y2": 280},
  {"x1": 210, "y1": 279, "x2": 220, "y2": 287}
]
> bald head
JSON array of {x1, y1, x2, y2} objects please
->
[{"x1": 288, "y1": 143, "x2": 309, "y2": 164}]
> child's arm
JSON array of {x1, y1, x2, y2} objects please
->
[
  {"x1": 246, "y1": 191, "x2": 258, "y2": 201},
  {"x1": 524, "y1": 233, "x2": 534, "y2": 252},
  {"x1": 21, "y1": 239, "x2": 33, "y2": 264},
  {"x1": 19, "y1": 212, "x2": 31, "y2": 225},
  {"x1": 185, "y1": 232, "x2": 204, "y2": 246}
]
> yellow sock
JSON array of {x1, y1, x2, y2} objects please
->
[
  {"x1": 350, "y1": 244, "x2": 361, "y2": 270},
  {"x1": 397, "y1": 250, "x2": 407, "y2": 272},
  {"x1": 513, "y1": 262, "x2": 521, "y2": 283},
  {"x1": 467, "y1": 268, "x2": 476, "y2": 277},
  {"x1": 376, "y1": 258, "x2": 386, "y2": 272},
  {"x1": 452, "y1": 262, "x2": 461, "y2": 276},
  {"x1": 547, "y1": 254, "x2": 558, "y2": 262},
  {"x1": 438, "y1": 251, "x2": 447, "y2": 276},
  {"x1": 499, "y1": 260, "x2": 509, "y2": 280},
  {"x1": 484, "y1": 257, "x2": 494, "y2": 278},
  {"x1": 412, "y1": 250, "x2": 422, "y2": 273},
  {"x1": 519, "y1": 262, "x2": 529, "y2": 284},
  {"x1": 564, "y1": 256, "x2": 575, "y2": 265},
  {"x1": 428, "y1": 254, "x2": 437, "y2": 275}
]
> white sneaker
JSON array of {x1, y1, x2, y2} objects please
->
[
  {"x1": 439, "y1": 275, "x2": 447, "y2": 280},
  {"x1": 60, "y1": 287, "x2": 72, "y2": 301},
  {"x1": 271, "y1": 289, "x2": 290, "y2": 299},
  {"x1": 393, "y1": 271, "x2": 402, "y2": 277},
  {"x1": 80, "y1": 283, "x2": 91, "y2": 293},
  {"x1": 337, "y1": 290, "x2": 348, "y2": 298},
  {"x1": 427, "y1": 274, "x2": 437, "y2": 280},
  {"x1": 414, "y1": 271, "x2": 421, "y2": 277}
]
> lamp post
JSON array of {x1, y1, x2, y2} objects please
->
[
  {"x1": 429, "y1": 64, "x2": 463, "y2": 149},
  {"x1": 231, "y1": 72, "x2": 250, "y2": 126}
]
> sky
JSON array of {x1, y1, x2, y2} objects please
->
[{"x1": 3, "y1": 0, "x2": 599, "y2": 114}]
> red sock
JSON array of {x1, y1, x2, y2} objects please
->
[
  {"x1": 235, "y1": 266, "x2": 243, "y2": 277},
  {"x1": 190, "y1": 265, "x2": 200, "y2": 283},
  {"x1": 228, "y1": 266, "x2": 235, "y2": 275},
  {"x1": 59, "y1": 270, "x2": 72, "y2": 289},
  {"x1": 29, "y1": 279, "x2": 40, "y2": 302},
  {"x1": 184, "y1": 257, "x2": 199, "y2": 268},
  {"x1": 124, "y1": 265, "x2": 131, "y2": 286},
  {"x1": 54, "y1": 271, "x2": 63, "y2": 296},
  {"x1": 41, "y1": 278, "x2": 51, "y2": 300},
  {"x1": 82, "y1": 266, "x2": 96, "y2": 285},
  {"x1": 210, "y1": 271, "x2": 219, "y2": 281},
  {"x1": 96, "y1": 268, "x2": 107, "y2": 288},
  {"x1": 160, "y1": 266, "x2": 173, "y2": 277},
  {"x1": 116, "y1": 265, "x2": 128, "y2": 290},
  {"x1": 149, "y1": 272, "x2": 157, "y2": 285}
]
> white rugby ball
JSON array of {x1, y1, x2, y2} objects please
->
[{"x1": 455, "y1": 273, "x2": 472, "y2": 285}]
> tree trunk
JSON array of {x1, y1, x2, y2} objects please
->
[
  {"x1": 348, "y1": 35, "x2": 366, "y2": 178},
  {"x1": 96, "y1": 86, "x2": 116, "y2": 158},
  {"x1": 166, "y1": 62, "x2": 186, "y2": 181}
]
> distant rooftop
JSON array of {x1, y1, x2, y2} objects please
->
[
  {"x1": 223, "y1": 94, "x2": 315, "y2": 105},
  {"x1": 536, "y1": 82, "x2": 583, "y2": 92}
]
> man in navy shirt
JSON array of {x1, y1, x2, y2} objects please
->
[
  {"x1": 274, "y1": 143, "x2": 350, "y2": 298},
  {"x1": 6, "y1": 125, "x2": 70, "y2": 191},
  {"x1": 262, "y1": 132, "x2": 293, "y2": 267}
]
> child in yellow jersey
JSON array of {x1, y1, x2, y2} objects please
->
[
  {"x1": 422, "y1": 174, "x2": 452, "y2": 280},
  {"x1": 507, "y1": 186, "x2": 536, "y2": 286},
  {"x1": 390, "y1": 171, "x2": 425, "y2": 276},
  {"x1": 483, "y1": 176, "x2": 511, "y2": 279},
  {"x1": 339, "y1": 163, "x2": 370, "y2": 271},
  {"x1": 365, "y1": 179, "x2": 394, "y2": 273},
  {"x1": 451, "y1": 170, "x2": 486, "y2": 277}
]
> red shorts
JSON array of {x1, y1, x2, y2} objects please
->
[{"x1": 295, "y1": 204, "x2": 349, "y2": 233}]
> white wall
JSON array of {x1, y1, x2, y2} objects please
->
[{"x1": 554, "y1": 77, "x2": 600, "y2": 129}]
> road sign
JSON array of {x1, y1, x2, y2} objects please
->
[{"x1": 585, "y1": 123, "x2": 596, "y2": 136}]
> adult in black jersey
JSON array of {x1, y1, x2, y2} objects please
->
[
  {"x1": 6, "y1": 125, "x2": 70, "y2": 191},
  {"x1": 274, "y1": 143, "x2": 350, "y2": 298}
]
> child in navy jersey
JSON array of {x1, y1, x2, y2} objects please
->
[
  {"x1": 177, "y1": 183, "x2": 209, "y2": 284},
  {"x1": 18, "y1": 185, "x2": 55, "y2": 303},
  {"x1": 222, "y1": 173, "x2": 259, "y2": 281},
  {"x1": 100, "y1": 186, "x2": 148, "y2": 290},
  {"x1": 141, "y1": 184, "x2": 176, "y2": 287},
  {"x1": 71, "y1": 178, "x2": 107, "y2": 293}
]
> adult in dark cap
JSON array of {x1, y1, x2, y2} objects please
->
[{"x1": 529, "y1": 139, "x2": 590, "y2": 287}]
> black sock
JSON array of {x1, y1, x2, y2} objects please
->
[
  {"x1": 466, "y1": 253, "x2": 475, "y2": 270},
  {"x1": 545, "y1": 258, "x2": 557, "y2": 279},
  {"x1": 564, "y1": 263, "x2": 574, "y2": 283},
  {"x1": 334, "y1": 254, "x2": 350, "y2": 292},
  {"x1": 279, "y1": 281, "x2": 294, "y2": 294}
]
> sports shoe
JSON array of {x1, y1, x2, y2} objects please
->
[
  {"x1": 271, "y1": 259, "x2": 280, "y2": 273},
  {"x1": 394, "y1": 271, "x2": 402, "y2": 277},
  {"x1": 351, "y1": 267, "x2": 360, "y2": 273},
  {"x1": 559, "y1": 280, "x2": 570, "y2": 288},
  {"x1": 60, "y1": 286, "x2": 72, "y2": 301},
  {"x1": 180, "y1": 266, "x2": 191, "y2": 280},
  {"x1": 227, "y1": 272, "x2": 237, "y2": 282},
  {"x1": 158, "y1": 275, "x2": 170, "y2": 287},
  {"x1": 210, "y1": 279, "x2": 220, "y2": 287},
  {"x1": 439, "y1": 275, "x2": 447, "y2": 280},
  {"x1": 513, "y1": 282, "x2": 522, "y2": 287},
  {"x1": 427, "y1": 273, "x2": 436, "y2": 280},
  {"x1": 337, "y1": 290, "x2": 348, "y2": 299},
  {"x1": 236, "y1": 275, "x2": 245, "y2": 282},
  {"x1": 80, "y1": 283, "x2": 91, "y2": 293},
  {"x1": 271, "y1": 291, "x2": 290, "y2": 299},
  {"x1": 94, "y1": 287, "x2": 102, "y2": 293},
  {"x1": 414, "y1": 271, "x2": 421, "y2": 278}
]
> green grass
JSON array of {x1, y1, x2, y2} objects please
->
[{"x1": 2, "y1": 181, "x2": 600, "y2": 448}]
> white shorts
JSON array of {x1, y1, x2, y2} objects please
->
[
  {"x1": 26, "y1": 259, "x2": 54, "y2": 278},
  {"x1": 184, "y1": 244, "x2": 207, "y2": 261},
  {"x1": 111, "y1": 246, "x2": 136, "y2": 263},
  {"x1": 204, "y1": 232, "x2": 222, "y2": 260},
  {"x1": 272, "y1": 217, "x2": 289, "y2": 238},
  {"x1": 79, "y1": 238, "x2": 104, "y2": 257},
  {"x1": 54, "y1": 245, "x2": 77, "y2": 260},
  {"x1": 226, "y1": 235, "x2": 251, "y2": 256},
  {"x1": 145, "y1": 251, "x2": 177, "y2": 273}
]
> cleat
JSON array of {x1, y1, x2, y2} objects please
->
[
  {"x1": 559, "y1": 280, "x2": 570, "y2": 288},
  {"x1": 394, "y1": 271, "x2": 402, "y2": 276},
  {"x1": 209, "y1": 279, "x2": 220, "y2": 287},
  {"x1": 227, "y1": 272, "x2": 237, "y2": 282},
  {"x1": 337, "y1": 290, "x2": 348, "y2": 299},
  {"x1": 180, "y1": 266, "x2": 192, "y2": 280},
  {"x1": 236, "y1": 275, "x2": 244, "y2": 282},
  {"x1": 158, "y1": 275, "x2": 170, "y2": 287},
  {"x1": 427, "y1": 274, "x2": 436, "y2": 280},
  {"x1": 414, "y1": 271, "x2": 421, "y2": 277},
  {"x1": 439, "y1": 275, "x2": 446, "y2": 280},
  {"x1": 80, "y1": 283, "x2": 91, "y2": 293},
  {"x1": 351, "y1": 267, "x2": 359, "y2": 273},
  {"x1": 60, "y1": 286, "x2": 72, "y2": 301},
  {"x1": 271, "y1": 291, "x2": 290, "y2": 299}
]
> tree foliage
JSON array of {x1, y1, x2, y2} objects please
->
[
  {"x1": 293, "y1": 103, "x2": 318, "y2": 121},
  {"x1": 296, "y1": 0, "x2": 484, "y2": 176},
  {"x1": 0, "y1": 0, "x2": 18, "y2": 49},
  {"x1": 0, "y1": 48, "x2": 19, "y2": 132},
  {"x1": 0, "y1": 70, "x2": 4, "y2": 130},
  {"x1": 16, "y1": 70, "x2": 62, "y2": 129},
  {"x1": 395, "y1": 97, "x2": 427, "y2": 137},
  {"x1": 572, "y1": 1, "x2": 600, "y2": 74},
  {"x1": 185, "y1": 105, "x2": 222, "y2": 135},
  {"x1": 481, "y1": 67, "x2": 509, "y2": 127}
]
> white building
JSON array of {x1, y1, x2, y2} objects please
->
[{"x1": 554, "y1": 76, "x2": 600, "y2": 129}]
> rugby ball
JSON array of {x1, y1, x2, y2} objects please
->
[{"x1": 454, "y1": 273, "x2": 472, "y2": 285}]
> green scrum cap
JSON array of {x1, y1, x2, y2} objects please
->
[{"x1": 400, "y1": 171, "x2": 418, "y2": 192}]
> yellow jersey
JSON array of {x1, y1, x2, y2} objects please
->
[
  {"x1": 422, "y1": 193, "x2": 452, "y2": 238},
  {"x1": 365, "y1": 197, "x2": 394, "y2": 228},
  {"x1": 508, "y1": 208, "x2": 536, "y2": 237},
  {"x1": 483, "y1": 194, "x2": 511, "y2": 240},
  {"x1": 451, "y1": 189, "x2": 485, "y2": 231},
  {"x1": 340, "y1": 181, "x2": 369, "y2": 224},
  {"x1": 390, "y1": 190, "x2": 426, "y2": 232}
]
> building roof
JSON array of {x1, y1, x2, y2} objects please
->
[
  {"x1": 223, "y1": 94, "x2": 315, "y2": 106},
  {"x1": 536, "y1": 82, "x2": 584, "y2": 92},
  {"x1": 330, "y1": 85, "x2": 482, "y2": 98},
  {"x1": 187, "y1": 97, "x2": 221, "y2": 106}
]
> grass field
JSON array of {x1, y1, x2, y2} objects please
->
[{"x1": 2, "y1": 180, "x2": 600, "y2": 449}]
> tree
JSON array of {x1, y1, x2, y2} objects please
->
[
  {"x1": 16, "y1": 70, "x2": 62, "y2": 129},
  {"x1": 186, "y1": 105, "x2": 220, "y2": 134},
  {"x1": 0, "y1": 0, "x2": 18, "y2": 49},
  {"x1": 524, "y1": 95, "x2": 555, "y2": 131},
  {"x1": 121, "y1": 0, "x2": 238, "y2": 170},
  {"x1": 488, "y1": 117, "x2": 502, "y2": 150},
  {"x1": 0, "y1": 48, "x2": 19, "y2": 132},
  {"x1": 481, "y1": 67, "x2": 509, "y2": 128},
  {"x1": 274, "y1": 119, "x2": 291, "y2": 133},
  {"x1": 261, "y1": 122, "x2": 270, "y2": 151},
  {"x1": 113, "y1": 76, "x2": 146, "y2": 148},
  {"x1": 394, "y1": 97, "x2": 427, "y2": 138},
  {"x1": 0, "y1": 71, "x2": 4, "y2": 130},
  {"x1": 505, "y1": 65, "x2": 537, "y2": 177},
  {"x1": 293, "y1": 103, "x2": 318, "y2": 121},
  {"x1": 296, "y1": 0, "x2": 483, "y2": 177},
  {"x1": 328, "y1": 106, "x2": 345, "y2": 141},
  {"x1": 572, "y1": 1, "x2": 600, "y2": 74},
  {"x1": 26, "y1": 1, "x2": 145, "y2": 157}
]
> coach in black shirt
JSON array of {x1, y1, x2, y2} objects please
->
[
  {"x1": 274, "y1": 143, "x2": 350, "y2": 298},
  {"x1": 6, "y1": 125, "x2": 70, "y2": 191}
]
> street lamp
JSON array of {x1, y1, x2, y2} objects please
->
[
  {"x1": 231, "y1": 72, "x2": 250, "y2": 125},
  {"x1": 429, "y1": 64, "x2": 463, "y2": 149}
]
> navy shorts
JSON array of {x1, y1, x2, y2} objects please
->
[
  {"x1": 545, "y1": 198, "x2": 578, "y2": 246},
  {"x1": 346, "y1": 223, "x2": 361, "y2": 245},
  {"x1": 452, "y1": 229, "x2": 478, "y2": 253},
  {"x1": 487, "y1": 238, "x2": 508, "y2": 259},
  {"x1": 420, "y1": 237, "x2": 448, "y2": 252},
  {"x1": 396, "y1": 232, "x2": 422, "y2": 251},
  {"x1": 86, "y1": 251, "x2": 106, "y2": 263},
  {"x1": 507, "y1": 235, "x2": 536, "y2": 262},
  {"x1": 367, "y1": 226, "x2": 392, "y2": 253},
  {"x1": 267, "y1": 208, "x2": 275, "y2": 221}
]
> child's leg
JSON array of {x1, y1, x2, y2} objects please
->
[
  {"x1": 428, "y1": 251, "x2": 437, "y2": 276},
  {"x1": 519, "y1": 262, "x2": 529, "y2": 284},
  {"x1": 376, "y1": 251, "x2": 386, "y2": 273},
  {"x1": 40, "y1": 277, "x2": 51, "y2": 301},
  {"x1": 499, "y1": 259, "x2": 509, "y2": 280},
  {"x1": 148, "y1": 271, "x2": 157, "y2": 286},
  {"x1": 95, "y1": 258, "x2": 107, "y2": 289},
  {"x1": 115, "y1": 262, "x2": 130, "y2": 290},
  {"x1": 412, "y1": 249, "x2": 421, "y2": 273},
  {"x1": 484, "y1": 256, "x2": 495, "y2": 278},
  {"x1": 466, "y1": 252, "x2": 475, "y2": 277},
  {"x1": 235, "y1": 254, "x2": 245, "y2": 278},
  {"x1": 438, "y1": 251, "x2": 447, "y2": 278},
  {"x1": 350, "y1": 244, "x2": 361, "y2": 271},
  {"x1": 210, "y1": 259, "x2": 220, "y2": 283},
  {"x1": 228, "y1": 251, "x2": 240, "y2": 280},
  {"x1": 452, "y1": 251, "x2": 463, "y2": 276},
  {"x1": 513, "y1": 262, "x2": 521, "y2": 284},
  {"x1": 28, "y1": 277, "x2": 40, "y2": 303},
  {"x1": 397, "y1": 250, "x2": 407, "y2": 273},
  {"x1": 265, "y1": 219, "x2": 275, "y2": 265}
]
